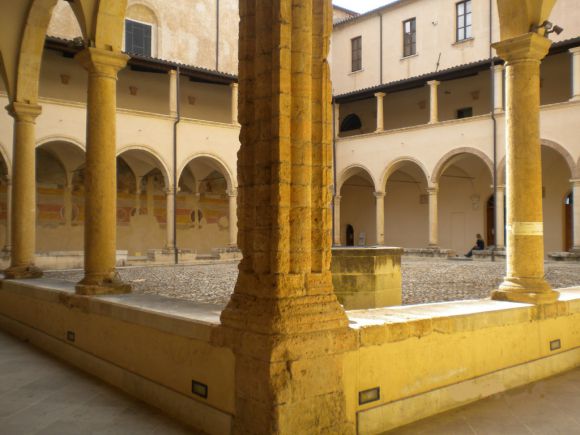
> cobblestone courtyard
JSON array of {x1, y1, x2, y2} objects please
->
[{"x1": 45, "y1": 258, "x2": 580, "y2": 306}]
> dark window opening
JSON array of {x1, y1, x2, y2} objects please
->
[
  {"x1": 125, "y1": 19, "x2": 152, "y2": 57},
  {"x1": 456, "y1": 0, "x2": 472, "y2": 41},
  {"x1": 340, "y1": 114, "x2": 362, "y2": 132},
  {"x1": 457, "y1": 107, "x2": 473, "y2": 119},
  {"x1": 351, "y1": 36, "x2": 362, "y2": 72},
  {"x1": 346, "y1": 224, "x2": 355, "y2": 246},
  {"x1": 403, "y1": 18, "x2": 416, "y2": 57}
]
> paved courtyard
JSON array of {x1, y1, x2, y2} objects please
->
[{"x1": 45, "y1": 257, "x2": 580, "y2": 306}]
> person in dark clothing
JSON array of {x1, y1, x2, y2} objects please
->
[{"x1": 465, "y1": 234, "x2": 485, "y2": 257}]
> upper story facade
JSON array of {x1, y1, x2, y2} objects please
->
[{"x1": 331, "y1": 0, "x2": 580, "y2": 95}]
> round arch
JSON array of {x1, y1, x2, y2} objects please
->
[
  {"x1": 36, "y1": 138, "x2": 86, "y2": 182},
  {"x1": 177, "y1": 153, "x2": 235, "y2": 192},
  {"x1": 117, "y1": 145, "x2": 171, "y2": 188},
  {"x1": 380, "y1": 157, "x2": 429, "y2": 191},
  {"x1": 337, "y1": 164, "x2": 378, "y2": 193},
  {"x1": 431, "y1": 147, "x2": 494, "y2": 185},
  {"x1": 37, "y1": 135, "x2": 85, "y2": 152}
]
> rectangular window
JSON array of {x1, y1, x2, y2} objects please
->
[
  {"x1": 403, "y1": 18, "x2": 416, "y2": 57},
  {"x1": 456, "y1": 0, "x2": 472, "y2": 41},
  {"x1": 125, "y1": 19, "x2": 152, "y2": 56},
  {"x1": 351, "y1": 36, "x2": 362, "y2": 72},
  {"x1": 457, "y1": 107, "x2": 473, "y2": 119}
]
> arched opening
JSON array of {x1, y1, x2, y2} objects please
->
[
  {"x1": 36, "y1": 140, "x2": 85, "y2": 252},
  {"x1": 345, "y1": 224, "x2": 354, "y2": 246},
  {"x1": 178, "y1": 156, "x2": 233, "y2": 254},
  {"x1": 116, "y1": 149, "x2": 169, "y2": 256},
  {"x1": 383, "y1": 161, "x2": 429, "y2": 248},
  {"x1": 340, "y1": 114, "x2": 362, "y2": 133},
  {"x1": 436, "y1": 153, "x2": 493, "y2": 254},
  {"x1": 339, "y1": 167, "x2": 375, "y2": 246},
  {"x1": 565, "y1": 192, "x2": 573, "y2": 252}
]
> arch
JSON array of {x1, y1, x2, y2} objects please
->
[
  {"x1": 37, "y1": 138, "x2": 86, "y2": 183},
  {"x1": 380, "y1": 157, "x2": 429, "y2": 191},
  {"x1": 37, "y1": 135, "x2": 85, "y2": 152},
  {"x1": 178, "y1": 153, "x2": 235, "y2": 192},
  {"x1": 431, "y1": 147, "x2": 494, "y2": 184},
  {"x1": 340, "y1": 113, "x2": 362, "y2": 132},
  {"x1": 497, "y1": 139, "x2": 577, "y2": 184},
  {"x1": 337, "y1": 164, "x2": 378, "y2": 193},
  {"x1": 117, "y1": 145, "x2": 170, "y2": 188}
]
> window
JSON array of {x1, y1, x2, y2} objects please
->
[
  {"x1": 125, "y1": 19, "x2": 152, "y2": 56},
  {"x1": 403, "y1": 18, "x2": 416, "y2": 57},
  {"x1": 340, "y1": 114, "x2": 362, "y2": 132},
  {"x1": 457, "y1": 107, "x2": 473, "y2": 119},
  {"x1": 456, "y1": 0, "x2": 472, "y2": 41},
  {"x1": 351, "y1": 36, "x2": 362, "y2": 72}
]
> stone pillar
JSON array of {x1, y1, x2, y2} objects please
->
[
  {"x1": 333, "y1": 195, "x2": 341, "y2": 245},
  {"x1": 491, "y1": 33, "x2": 558, "y2": 304},
  {"x1": 63, "y1": 183, "x2": 73, "y2": 228},
  {"x1": 230, "y1": 82, "x2": 239, "y2": 124},
  {"x1": 570, "y1": 47, "x2": 580, "y2": 102},
  {"x1": 492, "y1": 64, "x2": 504, "y2": 113},
  {"x1": 75, "y1": 47, "x2": 130, "y2": 295},
  {"x1": 134, "y1": 176, "x2": 143, "y2": 216},
  {"x1": 333, "y1": 102, "x2": 340, "y2": 138},
  {"x1": 427, "y1": 185, "x2": 439, "y2": 248},
  {"x1": 169, "y1": 69, "x2": 178, "y2": 117},
  {"x1": 4, "y1": 102, "x2": 42, "y2": 279},
  {"x1": 165, "y1": 187, "x2": 175, "y2": 250},
  {"x1": 427, "y1": 80, "x2": 440, "y2": 124},
  {"x1": 572, "y1": 179, "x2": 580, "y2": 252},
  {"x1": 227, "y1": 188, "x2": 237, "y2": 246},
  {"x1": 375, "y1": 191, "x2": 385, "y2": 245},
  {"x1": 216, "y1": 1, "x2": 354, "y2": 433},
  {"x1": 3, "y1": 180, "x2": 12, "y2": 253},
  {"x1": 375, "y1": 92, "x2": 385, "y2": 132},
  {"x1": 495, "y1": 185, "x2": 506, "y2": 249}
]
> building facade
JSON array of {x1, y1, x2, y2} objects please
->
[{"x1": 331, "y1": 0, "x2": 580, "y2": 255}]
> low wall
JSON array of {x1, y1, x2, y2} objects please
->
[{"x1": 331, "y1": 247, "x2": 403, "y2": 309}]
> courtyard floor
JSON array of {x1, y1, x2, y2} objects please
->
[{"x1": 45, "y1": 257, "x2": 580, "y2": 306}]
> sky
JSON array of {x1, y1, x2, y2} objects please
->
[{"x1": 333, "y1": 0, "x2": 397, "y2": 14}]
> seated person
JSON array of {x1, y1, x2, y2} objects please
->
[{"x1": 465, "y1": 234, "x2": 485, "y2": 257}]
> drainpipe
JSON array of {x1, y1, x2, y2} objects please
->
[
  {"x1": 216, "y1": 0, "x2": 220, "y2": 71},
  {"x1": 489, "y1": 0, "x2": 498, "y2": 262},
  {"x1": 379, "y1": 13, "x2": 383, "y2": 84},
  {"x1": 173, "y1": 66, "x2": 181, "y2": 265}
]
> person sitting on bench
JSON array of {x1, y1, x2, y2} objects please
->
[{"x1": 466, "y1": 234, "x2": 485, "y2": 258}]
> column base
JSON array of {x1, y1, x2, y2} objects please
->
[
  {"x1": 3, "y1": 264, "x2": 43, "y2": 279},
  {"x1": 491, "y1": 277, "x2": 559, "y2": 304},
  {"x1": 75, "y1": 274, "x2": 132, "y2": 296}
]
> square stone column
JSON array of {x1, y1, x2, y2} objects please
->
[{"x1": 215, "y1": 1, "x2": 355, "y2": 433}]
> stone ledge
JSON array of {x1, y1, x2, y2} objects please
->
[{"x1": 548, "y1": 251, "x2": 580, "y2": 262}]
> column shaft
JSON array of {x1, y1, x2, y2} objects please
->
[
  {"x1": 169, "y1": 70, "x2": 178, "y2": 117},
  {"x1": 165, "y1": 188, "x2": 175, "y2": 250},
  {"x1": 570, "y1": 47, "x2": 580, "y2": 101},
  {"x1": 333, "y1": 102, "x2": 340, "y2": 139},
  {"x1": 64, "y1": 184, "x2": 73, "y2": 227},
  {"x1": 3, "y1": 180, "x2": 12, "y2": 252},
  {"x1": 333, "y1": 195, "x2": 341, "y2": 245},
  {"x1": 230, "y1": 82, "x2": 239, "y2": 124},
  {"x1": 428, "y1": 186, "x2": 438, "y2": 247},
  {"x1": 375, "y1": 191, "x2": 385, "y2": 245},
  {"x1": 572, "y1": 180, "x2": 580, "y2": 251},
  {"x1": 75, "y1": 48, "x2": 130, "y2": 295},
  {"x1": 5, "y1": 102, "x2": 42, "y2": 279},
  {"x1": 428, "y1": 80, "x2": 440, "y2": 123},
  {"x1": 495, "y1": 186, "x2": 505, "y2": 249},
  {"x1": 492, "y1": 65, "x2": 504, "y2": 113},
  {"x1": 227, "y1": 190, "x2": 237, "y2": 246},
  {"x1": 492, "y1": 33, "x2": 557, "y2": 304},
  {"x1": 375, "y1": 92, "x2": 385, "y2": 132}
]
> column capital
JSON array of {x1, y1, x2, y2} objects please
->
[
  {"x1": 496, "y1": 184, "x2": 506, "y2": 190},
  {"x1": 230, "y1": 82, "x2": 239, "y2": 89},
  {"x1": 427, "y1": 80, "x2": 440, "y2": 87},
  {"x1": 427, "y1": 186, "x2": 439, "y2": 194},
  {"x1": 569, "y1": 47, "x2": 580, "y2": 55},
  {"x1": 373, "y1": 191, "x2": 385, "y2": 199},
  {"x1": 334, "y1": 194, "x2": 342, "y2": 201},
  {"x1": 75, "y1": 47, "x2": 129, "y2": 79},
  {"x1": 168, "y1": 69, "x2": 177, "y2": 77},
  {"x1": 492, "y1": 33, "x2": 551, "y2": 64},
  {"x1": 6, "y1": 102, "x2": 42, "y2": 122},
  {"x1": 570, "y1": 179, "x2": 580, "y2": 186},
  {"x1": 374, "y1": 92, "x2": 386, "y2": 98},
  {"x1": 491, "y1": 63, "x2": 505, "y2": 72},
  {"x1": 227, "y1": 188, "x2": 238, "y2": 197}
]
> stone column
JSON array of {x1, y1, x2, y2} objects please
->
[
  {"x1": 491, "y1": 33, "x2": 558, "y2": 304},
  {"x1": 4, "y1": 102, "x2": 42, "y2": 279},
  {"x1": 63, "y1": 183, "x2": 73, "y2": 228},
  {"x1": 427, "y1": 185, "x2": 439, "y2": 248},
  {"x1": 427, "y1": 80, "x2": 440, "y2": 124},
  {"x1": 572, "y1": 179, "x2": 580, "y2": 252},
  {"x1": 570, "y1": 47, "x2": 580, "y2": 102},
  {"x1": 230, "y1": 82, "x2": 239, "y2": 124},
  {"x1": 492, "y1": 64, "x2": 504, "y2": 113},
  {"x1": 495, "y1": 185, "x2": 506, "y2": 249},
  {"x1": 169, "y1": 69, "x2": 178, "y2": 117},
  {"x1": 227, "y1": 188, "x2": 237, "y2": 246},
  {"x1": 3, "y1": 180, "x2": 12, "y2": 253},
  {"x1": 375, "y1": 191, "x2": 385, "y2": 245},
  {"x1": 75, "y1": 47, "x2": 130, "y2": 295},
  {"x1": 375, "y1": 92, "x2": 385, "y2": 132},
  {"x1": 165, "y1": 186, "x2": 175, "y2": 250},
  {"x1": 333, "y1": 102, "x2": 340, "y2": 139},
  {"x1": 216, "y1": 1, "x2": 354, "y2": 433},
  {"x1": 333, "y1": 194, "x2": 341, "y2": 245}
]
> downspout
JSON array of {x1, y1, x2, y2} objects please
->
[
  {"x1": 173, "y1": 66, "x2": 181, "y2": 265},
  {"x1": 489, "y1": 0, "x2": 498, "y2": 262},
  {"x1": 379, "y1": 13, "x2": 383, "y2": 84},
  {"x1": 216, "y1": 0, "x2": 220, "y2": 71}
]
